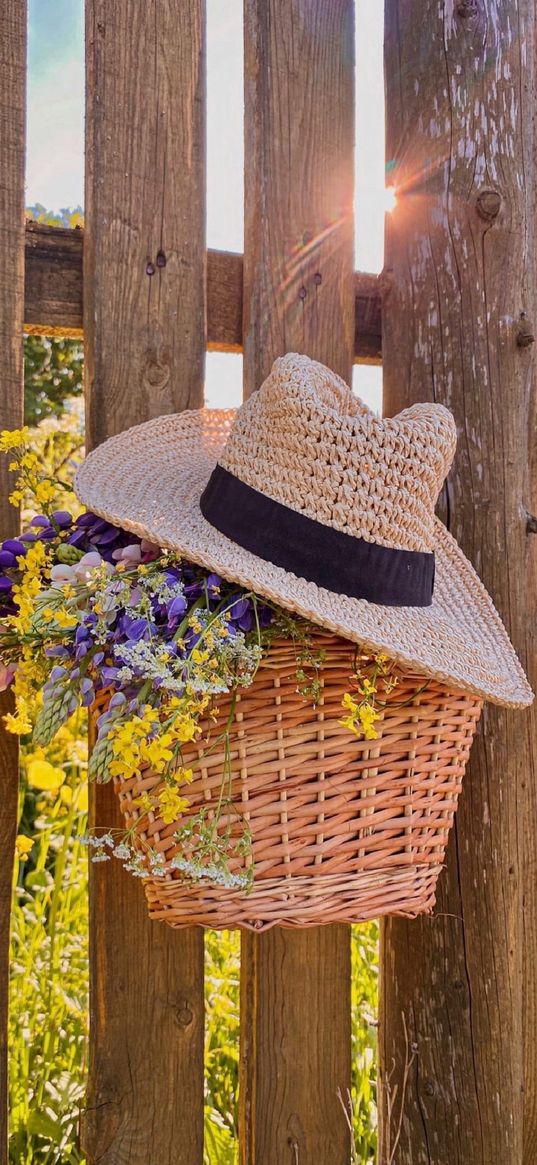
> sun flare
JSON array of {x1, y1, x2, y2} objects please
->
[{"x1": 383, "y1": 186, "x2": 397, "y2": 213}]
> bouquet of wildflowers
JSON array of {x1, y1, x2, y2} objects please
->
[{"x1": 0, "y1": 428, "x2": 395, "y2": 890}]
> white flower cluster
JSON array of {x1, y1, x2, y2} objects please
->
[
  {"x1": 170, "y1": 854, "x2": 250, "y2": 889},
  {"x1": 114, "y1": 639, "x2": 186, "y2": 692}
]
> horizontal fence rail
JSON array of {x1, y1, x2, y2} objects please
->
[{"x1": 24, "y1": 222, "x2": 382, "y2": 360}]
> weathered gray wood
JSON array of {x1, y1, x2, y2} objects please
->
[
  {"x1": 25, "y1": 222, "x2": 83, "y2": 338},
  {"x1": 0, "y1": 6, "x2": 26, "y2": 1163},
  {"x1": 24, "y1": 222, "x2": 382, "y2": 360},
  {"x1": 82, "y1": 4, "x2": 206, "y2": 1162},
  {"x1": 240, "y1": 3, "x2": 354, "y2": 1161},
  {"x1": 380, "y1": 4, "x2": 536, "y2": 1162}
]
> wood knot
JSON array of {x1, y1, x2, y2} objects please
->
[
  {"x1": 476, "y1": 189, "x2": 501, "y2": 222},
  {"x1": 142, "y1": 355, "x2": 170, "y2": 394},
  {"x1": 174, "y1": 1002, "x2": 193, "y2": 1028},
  {"x1": 456, "y1": 0, "x2": 478, "y2": 16},
  {"x1": 516, "y1": 311, "x2": 535, "y2": 348}
]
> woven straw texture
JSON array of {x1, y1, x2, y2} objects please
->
[
  {"x1": 108, "y1": 632, "x2": 483, "y2": 932},
  {"x1": 75, "y1": 354, "x2": 533, "y2": 707}
]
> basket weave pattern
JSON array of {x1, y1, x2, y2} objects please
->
[{"x1": 110, "y1": 633, "x2": 482, "y2": 931}]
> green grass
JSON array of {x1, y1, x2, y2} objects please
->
[
  {"x1": 9, "y1": 791, "x2": 89, "y2": 1163},
  {"x1": 9, "y1": 786, "x2": 378, "y2": 1163}
]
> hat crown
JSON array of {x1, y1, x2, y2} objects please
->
[{"x1": 218, "y1": 353, "x2": 457, "y2": 553}]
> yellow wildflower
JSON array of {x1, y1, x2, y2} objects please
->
[
  {"x1": 133, "y1": 791, "x2": 154, "y2": 815},
  {"x1": 339, "y1": 690, "x2": 380, "y2": 741},
  {"x1": 0, "y1": 427, "x2": 30, "y2": 451},
  {"x1": 158, "y1": 786, "x2": 189, "y2": 825},
  {"x1": 339, "y1": 714, "x2": 360, "y2": 736},
  {"x1": 171, "y1": 716, "x2": 198, "y2": 743},
  {"x1": 27, "y1": 758, "x2": 66, "y2": 790},
  {"x1": 47, "y1": 608, "x2": 78, "y2": 630},
  {"x1": 19, "y1": 451, "x2": 39, "y2": 470},
  {"x1": 34, "y1": 480, "x2": 57, "y2": 506},
  {"x1": 141, "y1": 733, "x2": 175, "y2": 773},
  {"x1": 341, "y1": 692, "x2": 358, "y2": 714},
  {"x1": 75, "y1": 784, "x2": 89, "y2": 812},
  {"x1": 358, "y1": 704, "x2": 380, "y2": 740},
  {"x1": 15, "y1": 835, "x2": 33, "y2": 859},
  {"x1": 191, "y1": 648, "x2": 209, "y2": 664},
  {"x1": 4, "y1": 710, "x2": 31, "y2": 735}
]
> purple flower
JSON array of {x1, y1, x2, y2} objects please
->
[
  {"x1": 184, "y1": 581, "x2": 203, "y2": 600},
  {"x1": 168, "y1": 595, "x2": 187, "y2": 620},
  {"x1": 30, "y1": 515, "x2": 50, "y2": 529},
  {"x1": 90, "y1": 526, "x2": 121, "y2": 547},
  {"x1": 110, "y1": 691, "x2": 127, "y2": 710},
  {"x1": 52, "y1": 511, "x2": 73, "y2": 528},
  {"x1": 46, "y1": 645, "x2": 70, "y2": 659},
  {"x1": 80, "y1": 677, "x2": 95, "y2": 707},
  {"x1": 229, "y1": 597, "x2": 249, "y2": 620},
  {"x1": 2, "y1": 539, "x2": 26, "y2": 557},
  {"x1": 123, "y1": 616, "x2": 153, "y2": 642},
  {"x1": 0, "y1": 551, "x2": 16, "y2": 569},
  {"x1": 258, "y1": 605, "x2": 273, "y2": 628},
  {"x1": 67, "y1": 528, "x2": 87, "y2": 548},
  {"x1": 237, "y1": 610, "x2": 254, "y2": 632},
  {"x1": 0, "y1": 576, "x2": 14, "y2": 592},
  {"x1": 74, "y1": 512, "x2": 98, "y2": 528}
]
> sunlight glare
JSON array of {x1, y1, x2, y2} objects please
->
[{"x1": 384, "y1": 187, "x2": 397, "y2": 214}]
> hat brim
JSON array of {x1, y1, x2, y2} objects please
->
[{"x1": 74, "y1": 409, "x2": 533, "y2": 709}]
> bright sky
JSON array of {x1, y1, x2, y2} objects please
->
[{"x1": 26, "y1": 0, "x2": 384, "y2": 411}]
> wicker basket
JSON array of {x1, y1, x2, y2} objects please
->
[{"x1": 108, "y1": 632, "x2": 482, "y2": 931}]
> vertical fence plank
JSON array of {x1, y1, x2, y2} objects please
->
[
  {"x1": 82, "y1": 4, "x2": 206, "y2": 1162},
  {"x1": 240, "y1": 4, "x2": 354, "y2": 1162},
  {"x1": 380, "y1": 4, "x2": 535, "y2": 1162},
  {"x1": 0, "y1": 5, "x2": 26, "y2": 1163}
]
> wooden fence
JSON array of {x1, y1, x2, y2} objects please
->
[{"x1": 1, "y1": 2, "x2": 536, "y2": 1163}]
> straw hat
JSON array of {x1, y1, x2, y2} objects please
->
[{"x1": 75, "y1": 352, "x2": 532, "y2": 708}]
